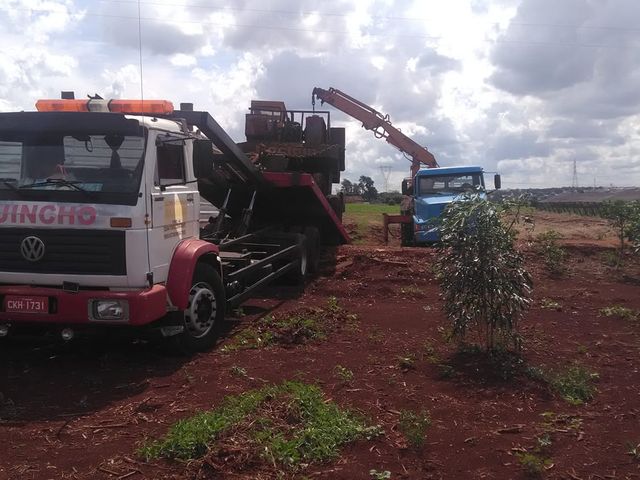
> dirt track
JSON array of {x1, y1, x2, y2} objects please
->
[{"x1": 1, "y1": 211, "x2": 640, "y2": 479}]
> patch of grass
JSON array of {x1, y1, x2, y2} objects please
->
[
  {"x1": 397, "y1": 353, "x2": 416, "y2": 371},
  {"x1": 140, "y1": 381, "x2": 382, "y2": 473},
  {"x1": 229, "y1": 365, "x2": 248, "y2": 378},
  {"x1": 399, "y1": 285, "x2": 422, "y2": 296},
  {"x1": 576, "y1": 344, "x2": 588, "y2": 355},
  {"x1": 516, "y1": 452, "x2": 551, "y2": 477},
  {"x1": 344, "y1": 203, "x2": 398, "y2": 244},
  {"x1": 627, "y1": 441, "x2": 640, "y2": 461},
  {"x1": 345, "y1": 203, "x2": 399, "y2": 215},
  {"x1": 369, "y1": 469, "x2": 392, "y2": 479},
  {"x1": 437, "y1": 363, "x2": 455, "y2": 379},
  {"x1": 367, "y1": 329, "x2": 385, "y2": 344},
  {"x1": 398, "y1": 410, "x2": 430, "y2": 448},
  {"x1": 539, "y1": 298, "x2": 561, "y2": 310},
  {"x1": 422, "y1": 341, "x2": 440, "y2": 364},
  {"x1": 334, "y1": 365, "x2": 354, "y2": 384},
  {"x1": 549, "y1": 364, "x2": 598, "y2": 405},
  {"x1": 221, "y1": 298, "x2": 356, "y2": 352},
  {"x1": 599, "y1": 305, "x2": 638, "y2": 321},
  {"x1": 536, "y1": 432, "x2": 553, "y2": 451},
  {"x1": 601, "y1": 250, "x2": 620, "y2": 267},
  {"x1": 540, "y1": 411, "x2": 583, "y2": 432},
  {"x1": 534, "y1": 230, "x2": 567, "y2": 276}
]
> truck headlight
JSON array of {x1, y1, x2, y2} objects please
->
[{"x1": 90, "y1": 300, "x2": 129, "y2": 321}]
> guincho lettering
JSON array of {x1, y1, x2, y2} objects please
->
[{"x1": 0, "y1": 204, "x2": 97, "y2": 225}]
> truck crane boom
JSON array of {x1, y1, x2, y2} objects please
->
[{"x1": 312, "y1": 87, "x2": 438, "y2": 178}]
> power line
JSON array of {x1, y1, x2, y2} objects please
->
[
  {"x1": 91, "y1": 0, "x2": 640, "y2": 33},
  {"x1": 3, "y1": 6, "x2": 639, "y2": 49}
]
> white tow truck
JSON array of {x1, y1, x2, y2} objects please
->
[{"x1": 0, "y1": 95, "x2": 348, "y2": 352}]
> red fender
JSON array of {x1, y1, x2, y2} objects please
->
[{"x1": 166, "y1": 238, "x2": 220, "y2": 309}]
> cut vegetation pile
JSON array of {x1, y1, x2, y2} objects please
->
[
  {"x1": 140, "y1": 381, "x2": 381, "y2": 477},
  {"x1": 222, "y1": 297, "x2": 357, "y2": 351}
]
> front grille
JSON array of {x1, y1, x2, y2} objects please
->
[{"x1": 0, "y1": 228, "x2": 126, "y2": 275}]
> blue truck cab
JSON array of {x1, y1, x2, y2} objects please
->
[{"x1": 401, "y1": 165, "x2": 500, "y2": 245}]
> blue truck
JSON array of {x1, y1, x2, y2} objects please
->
[{"x1": 400, "y1": 165, "x2": 501, "y2": 245}]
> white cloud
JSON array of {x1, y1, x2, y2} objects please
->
[
  {"x1": 0, "y1": 0, "x2": 639, "y2": 188},
  {"x1": 170, "y1": 54, "x2": 197, "y2": 67}
]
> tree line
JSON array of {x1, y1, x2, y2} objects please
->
[{"x1": 341, "y1": 176, "x2": 403, "y2": 204}]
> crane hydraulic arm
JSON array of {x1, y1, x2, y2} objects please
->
[{"x1": 312, "y1": 87, "x2": 438, "y2": 178}]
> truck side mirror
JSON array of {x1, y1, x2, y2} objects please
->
[
  {"x1": 401, "y1": 178, "x2": 413, "y2": 196},
  {"x1": 494, "y1": 174, "x2": 501, "y2": 190},
  {"x1": 193, "y1": 139, "x2": 214, "y2": 179}
]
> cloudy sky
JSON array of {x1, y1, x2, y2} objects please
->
[{"x1": 1, "y1": 0, "x2": 639, "y2": 190}]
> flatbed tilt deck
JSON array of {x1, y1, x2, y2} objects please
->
[{"x1": 0, "y1": 96, "x2": 348, "y2": 352}]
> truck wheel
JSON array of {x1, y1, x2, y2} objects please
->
[
  {"x1": 304, "y1": 226, "x2": 321, "y2": 273},
  {"x1": 282, "y1": 232, "x2": 308, "y2": 285},
  {"x1": 170, "y1": 263, "x2": 225, "y2": 354}
]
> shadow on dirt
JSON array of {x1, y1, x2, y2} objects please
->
[
  {"x1": 0, "y1": 333, "x2": 190, "y2": 423},
  {"x1": 437, "y1": 347, "x2": 551, "y2": 396},
  {"x1": 0, "y1": 299, "x2": 290, "y2": 423}
]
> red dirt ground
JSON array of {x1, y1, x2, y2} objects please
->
[{"x1": 1, "y1": 211, "x2": 640, "y2": 479}]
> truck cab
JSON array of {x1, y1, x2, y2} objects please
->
[{"x1": 402, "y1": 165, "x2": 499, "y2": 244}]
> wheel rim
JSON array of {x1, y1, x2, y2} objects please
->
[{"x1": 184, "y1": 282, "x2": 217, "y2": 339}]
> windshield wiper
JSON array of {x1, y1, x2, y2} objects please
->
[{"x1": 20, "y1": 178, "x2": 93, "y2": 195}]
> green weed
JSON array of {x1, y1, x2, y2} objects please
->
[
  {"x1": 599, "y1": 305, "x2": 637, "y2": 321},
  {"x1": 221, "y1": 299, "x2": 356, "y2": 352},
  {"x1": 399, "y1": 285, "x2": 422, "y2": 296},
  {"x1": 536, "y1": 432, "x2": 552, "y2": 450},
  {"x1": 627, "y1": 442, "x2": 640, "y2": 461},
  {"x1": 397, "y1": 353, "x2": 416, "y2": 370},
  {"x1": 398, "y1": 410, "x2": 430, "y2": 448},
  {"x1": 549, "y1": 364, "x2": 598, "y2": 405},
  {"x1": 516, "y1": 452, "x2": 551, "y2": 477},
  {"x1": 369, "y1": 470, "x2": 392, "y2": 479},
  {"x1": 334, "y1": 365, "x2": 354, "y2": 384},
  {"x1": 422, "y1": 341, "x2": 440, "y2": 364},
  {"x1": 534, "y1": 230, "x2": 567, "y2": 276},
  {"x1": 539, "y1": 298, "x2": 561, "y2": 310},
  {"x1": 229, "y1": 365, "x2": 248, "y2": 378},
  {"x1": 140, "y1": 381, "x2": 382, "y2": 473}
]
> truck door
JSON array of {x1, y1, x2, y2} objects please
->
[{"x1": 148, "y1": 136, "x2": 199, "y2": 283}]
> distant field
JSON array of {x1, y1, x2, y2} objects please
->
[
  {"x1": 344, "y1": 203, "x2": 399, "y2": 215},
  {"x1": 344, "y1": 202, "x2": 400, "y2": 244}
]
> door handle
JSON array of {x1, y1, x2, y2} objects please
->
[{"x1": 154, "y1": 196, "x2": 165, "y2": 202}]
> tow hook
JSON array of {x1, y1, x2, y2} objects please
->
[{"x1": 0, "y1": 324, "x2": 9, "y2": 337}]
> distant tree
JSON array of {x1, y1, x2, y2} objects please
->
[
  {"x1": 341, "y1": 178, "x2": 356, "y2": 195},
  {"x1": 378, "y1": 191, "x2": 403, "y2": 205},
  {"x1": 601, "y1": 200, "x2": 640, "y2": 267},
  {"x1": 358, "y1": 175, "x2": 378, "y2": 202}
]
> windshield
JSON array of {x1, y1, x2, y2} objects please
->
[
  {"x1": 418, "y1": 173, "x2": 483, "y2": 195},
  {"x1": 0, "y1": 133, "x2": 145, "y2": 194}
]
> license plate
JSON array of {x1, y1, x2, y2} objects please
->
[{"x1": 3, "y1": 295, "x2": 49, "y2": 314}]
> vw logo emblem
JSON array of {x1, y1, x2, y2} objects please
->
[{"x1": 20, "y1": 236, "x2": 46, "y2": 262}]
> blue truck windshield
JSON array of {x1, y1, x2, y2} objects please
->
[
  {"x1": 0, "y1": 134, "x2": 145, "y2": 194},
  {"x1": 418, "y1": 173, "x2": 483, "y2": 194}
]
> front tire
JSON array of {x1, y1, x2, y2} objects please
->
[{"x1": 170, "y1": 262, "x2": 225, "y2": 354}]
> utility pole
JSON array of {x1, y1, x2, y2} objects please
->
[
  {"x1": 571, "y1": 160, "x2": 578, "y2": 189},
  {"x1": 379, "y1": 165, "x2": 392, "y2": 193}
]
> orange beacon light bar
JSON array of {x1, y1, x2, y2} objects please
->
[{"x1": 36, "y1": 99, "x2": 174, "y2": 115}]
